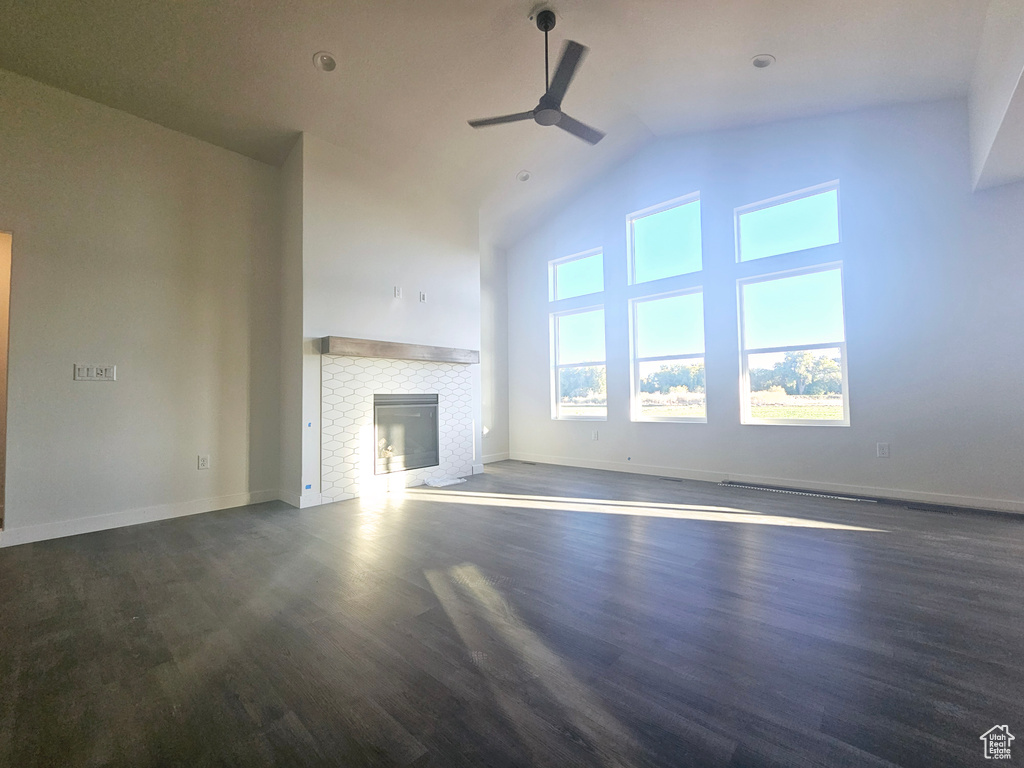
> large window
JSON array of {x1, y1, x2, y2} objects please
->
[
  {"x1": 631, "y1": 290, "x2": 706, "y2": 421},
  {"x1": 738, "y1": 265, "x2": 849, "y2": 425},
  {"x1": 628, "y1": 194, "x2": 702, "y2": 283},
  {"x1": 549, "y1": 248, "x2": 603, "y2": 300},
  {"x1": 736, "y1": 183, "x2": 839, "y2": 262},
  {"x1": 541, "y1": 180, "x2": 850, "y2": 429},
  {"x1": 551, "y1": 307, "x2": 607, "y2": 420}
]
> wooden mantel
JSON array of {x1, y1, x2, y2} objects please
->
[{"x1": 320, "y1": 336, "x2": 480, "y2": 365}]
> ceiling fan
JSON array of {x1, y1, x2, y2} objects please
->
[{"x1": 468, "y1": 9, "x2": 605, "y2": 145}]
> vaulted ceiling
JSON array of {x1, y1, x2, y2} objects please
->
[{"x1": 0, "y1": 0, "x2": 992, "y2": 243}]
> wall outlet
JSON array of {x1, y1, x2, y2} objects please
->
[
  {"x1": 591, "y1": 430, "x2": 599, "y2": 441},
  {"x1": 419, "y1": 291, "x2": 426, "y2": 303},
  {"x1": 394, "y1": 286, "x2": 403, "y2": 298},
  {"x1": 197, "y1": 455, "x2": 211, "y2": 470},
  {"x1": 876, "y1": 442, "x2": 890, "y2": 459}
]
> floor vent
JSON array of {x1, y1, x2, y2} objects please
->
[
  {"x1": 718, "y1": 481, "x2": 876, "y2": 503},
  {"x1": 659, "y1": 477, "x2": 683, "y2": 482},
  {"x1": 520, "y1": 461, "x2": 537, "y2": 466}
]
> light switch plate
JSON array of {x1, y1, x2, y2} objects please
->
[{"x1": 74, "y1": 364, "x2": 116, "y2": 381}]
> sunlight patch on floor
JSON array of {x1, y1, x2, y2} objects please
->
[
  {"x1": 405, "y1": 489, "x2": 884, "y2": 531},
  {"x1": 426, "y1": 563, "x2": 641, "y2": 767}
]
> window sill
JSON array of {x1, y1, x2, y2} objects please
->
[
  {"x1": 741, "y1": 419, "x2": 849, "y2": 427},
  {"x1": 633, "y1": 417, "x2": 707, "y2": 424}
]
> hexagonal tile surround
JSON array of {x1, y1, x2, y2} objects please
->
[{"x1": 321, "y1": 356, "x2": 474, "y2": 502}]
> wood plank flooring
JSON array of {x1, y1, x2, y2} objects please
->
[{"x1": 1, "y1": 460, "x2": 1022, "y2": 767}]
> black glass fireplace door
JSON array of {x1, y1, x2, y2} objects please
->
[{"x1": 373, "y1": 394, "x2": 439, "y2": 474}]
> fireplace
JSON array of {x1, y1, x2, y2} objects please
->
[
  {"x1": 320, "y1": 344, "x2": 477, "y2": 503},
  {"x1": 373, "y1": 393, "x2": 439, "y2": 475}
]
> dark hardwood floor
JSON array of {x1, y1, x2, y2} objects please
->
[{"x1": 1, "y1": 460, "x2": 1021, "y2": 767}]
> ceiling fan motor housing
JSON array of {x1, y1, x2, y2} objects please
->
[
  {"x1": 534, "y1": 107, "x2": 561, "y2": 125},
  {"x1": 535, "y1": 10, "x2": 556, "y2": 32}
]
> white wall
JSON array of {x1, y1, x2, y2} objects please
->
[
  {"x1": 0, "y1": 232, "x2": 9, "y2": 520},
  {"x1": 0, "y1": 70, "x2": 282, "y2": 545},
  {"x1": 279, "y1": 136, "x2": 305, "y2": 506},
  {"x1": 970, "y1": 0, "x2": 1024, "y2": 189},
  {"x1": 287, "y1": 134, "x2": 483, "y2": 501},
  {"x1": 506, "y1": 99, "x2": 1024, "y2": 513},
  {"x1": 480, "y1": 242, "x2": 510, "y2": 463}
]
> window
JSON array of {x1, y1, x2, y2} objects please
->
[
  {"x1": 739, "y1": 265, "x2": 849, "y2": 425},
  {"x1": 549, "y1": 248, "x2": 603, "y2": 300},
  {"x1": 551, "y1": 307, "x2": 606, "y2": 420},
  {"x1": 736, "y1": 183, "x2": 839, "y2": 262},
  {"x1": 628, "y1": 194, "x2": 702, "y2": 283},
  {"x1": 631, "y1": 290, "x2": 706, "y2": 421}
]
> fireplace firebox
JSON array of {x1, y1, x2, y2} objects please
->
[{"x1": 373, "y1": 394, "x2": 439, "y2": 474}]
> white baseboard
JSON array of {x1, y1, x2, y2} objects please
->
[
  {"x1": 508, "y1": 452, "x2": 1024, "y2": 515},
  {"x1": 483, "y1": 452, "x2": 510, "y2": 464},
  {"x1": 299, "y1": 492, "x2": 323, "y2": 509},
  {"x1": 249, "y1": 489, "x2": 282, "y2": 504},
  {"x1": 277, "y1": 489, "x2": 302, "y2": 508},
  {"x1": 0, "y1": 489, "x2": 285, "y2": 548},
  {"x1": 472, "y1": 464, "x2": 485, "y2": 475}
]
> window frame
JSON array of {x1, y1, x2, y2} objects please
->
[
  {"x1": 737, "y1": 262, "x2": 850, "y2": 427},
  {"x1": 626, "y1": 191, "x2": 702, "y2": 285},
  {"x1": 550, "y1": 304, "x2": 608, "y2": 421},
  {"x1": 548, "y1": 247, "x2": 604, "y2": 302},
  {"x1": 629, "y1": 287, "x2": 707, "y2": 423},
  {"x1": 734, "y1": 180, "x2": 841, "y2": 263}
]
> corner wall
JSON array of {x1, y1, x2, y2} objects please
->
[
  {"x1": 480, "y1": 242, "x2": 510, "y2": 463},
  {"x1": 282, "y1": 134, "x2": 483, "y2": 504},
  {"x1": 0, "y1": 70, "x2": 282, "y2": 545},
  {"x1": 279, "y1": 136, "x2": 304, "y2": 506},
  {"x1": 969, "y1": 0, "x2": 1024, "y2": 188},
  {"x1": 505, "y1": 100, "x2": 1024, "y2": 513}
]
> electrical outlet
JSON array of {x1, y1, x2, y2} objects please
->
[
  {"x1": 197, "y1": 455, "x2": 211, "y2": 470},
  {"x1": 591, "y1": 430, "x2": 599, "y2": 441},
  {"x1": 876, "y1": 442, "x2": 890, "y2": 459},
  {"x1": 394, "y1": 286, "x2": 403, "y2": 299},
  {"x1": 419, "y1": 291, "x2": 426, "y2": 303}
]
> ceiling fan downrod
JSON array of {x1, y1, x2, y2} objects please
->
[{"x1": 536, "y1": 9, "x2": 556, "y2": 91}]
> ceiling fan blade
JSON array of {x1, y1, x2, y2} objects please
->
[
  {"x1": 546, "y1": 40, "x2": 588, "y2": 106},
  {"x1": 468, "y1": 111, "x2": 535, "y2": 128},
  {"x1": 557, "y1": 113, "x2": 605, "y2": 145}
]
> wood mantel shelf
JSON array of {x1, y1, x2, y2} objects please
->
[{"x1": 320, "y1": 336, "x2": 480, "y2": 364}]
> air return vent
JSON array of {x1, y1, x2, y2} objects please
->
[{"x1": 718, "y1": 481, "x2": 876, "y2": 503}]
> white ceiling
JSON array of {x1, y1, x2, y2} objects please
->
[{"x1": 0, "y1": 0, "x2": 989, "y2": 243}]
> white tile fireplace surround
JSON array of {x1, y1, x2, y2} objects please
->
[{"x1": 320, "y1": 338, "x2": 478, "y2": 503}]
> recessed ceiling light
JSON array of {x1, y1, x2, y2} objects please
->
[
  {"x1": 751, "y1": 54, "x2": 776, "y2": 69},
  {"x1": 313, "y1": 51, "x2": 337, "y2": 72},
  {"x1": 516, "y1": 170, "x2": 532, "y2": 182}
]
